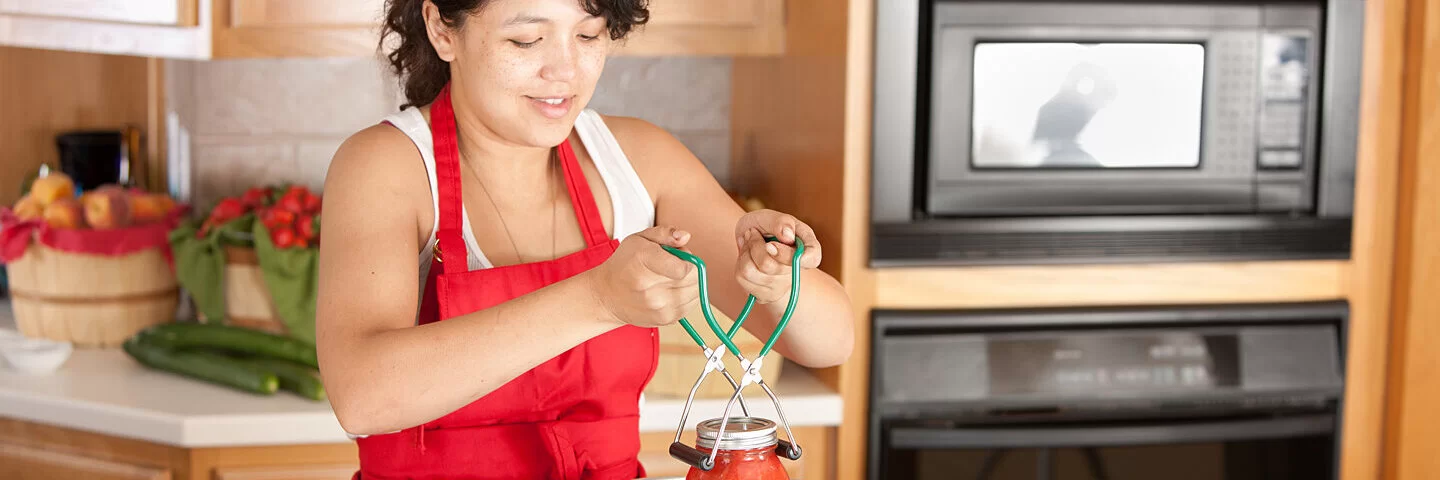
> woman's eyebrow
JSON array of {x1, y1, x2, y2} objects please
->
[{"x1": 503, "y1": 14, "x2": 549, "y2": 26}]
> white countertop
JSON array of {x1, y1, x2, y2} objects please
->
[{"x1": 0, "y1": 300, "x2": 842, "y2": 448}]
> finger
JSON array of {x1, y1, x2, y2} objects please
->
[
  {"x1": 635, "y1": 225, "x2": 691, "y2": 248},
  {"x1": 639, "y1": 245, "x2": 693, "y2": 280},
  {"x1": 794, "y1": 223, "x2": 822, "y2": 269},
  {"x1": 735, "y1": 265, "x2": 783, "y2": 304},
  {"x1": 767, "y1": 214, "x2": 800, "y2": 244},
  {"x1": 768, "y1": 241, "x2": 797, "y2": 268},
  {"x1": 746, "y1": 237, "x2": 785, "y2": 276}
]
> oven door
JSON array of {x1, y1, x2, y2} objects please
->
[{"x1": 878, "y1": 412, "x2": 1336, "y2": 480}]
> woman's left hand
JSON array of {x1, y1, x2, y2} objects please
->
[{"x1": 734, "y1": 209, "x2": 823, "y2": 304}]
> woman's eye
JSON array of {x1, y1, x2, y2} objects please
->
[
  {"x1": 578, "y1": 33, "x2": 600, "y2": 41},
  {"x1": 510, "y1": 38, "x2": 541, "y2": 48}
]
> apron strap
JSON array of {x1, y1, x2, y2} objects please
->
[
  {"x1": 556, "y1": 140, "x2": 611, "y2": 247},
  {"x1": 429, "y1": 84, "x2": 469, "y2": 274}
]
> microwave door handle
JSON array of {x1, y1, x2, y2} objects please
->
[{"x1": 887, "y1": 413, "x2": 1335, "y2": 450}]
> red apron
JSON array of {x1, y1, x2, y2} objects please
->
[{"x1": 353, "y1": 84, "x2": 659, "y2": 480}]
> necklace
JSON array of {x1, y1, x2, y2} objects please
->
[{"x1": 467, "y1": 148, "x2": 559, "y2": 264}]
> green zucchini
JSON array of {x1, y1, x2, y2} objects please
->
[
  {"x1": 122, "y1": 337, "x2": 279, "y2": 395},
  {"x1": 249, "y1": 358, "x2": 326, "y2": 401},
  {"x1": 137, "y1": 323, "x2": 319, "y2": 368}
]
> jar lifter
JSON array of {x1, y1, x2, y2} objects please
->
[{"x1": 660, "y1": 236, "x2": 805, "y2": 471}]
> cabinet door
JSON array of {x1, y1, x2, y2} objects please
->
[
  {"x1": 0, "y1": 0, "x2": 197, "y2": 26},
  {"x1": 213, "y1": 464, "x2": 357, "y2": 480},
  {"x1": 213, "y1": 0, "x2": 386, "y2": 58},
  {"x1": 0, "y1": 441, "x2": 171, "y2": 480},
  {"x1": 619, "y1": 0, "x2": 785, "y2": 56}
]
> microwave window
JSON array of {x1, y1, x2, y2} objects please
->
[{"x1": 970, "y1": 42, "x2": 1205, "y2": 169}]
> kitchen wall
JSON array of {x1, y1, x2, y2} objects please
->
[{"x1": 166, "y1": 55, "x2": 733, "y2": 211}]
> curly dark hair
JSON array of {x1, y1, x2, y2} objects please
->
[{"x1": 380, "y1": 0, "x2": 650, "y2": 110}]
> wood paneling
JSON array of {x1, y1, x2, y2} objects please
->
[
  {"x1": 615, "y1": 0, "x2": 784, "y2": 57},
  {"x1": 229, "y1": 0, "x2": 382, "y2": 28},
  {"x1": 1340, "y1": 0, "x2": 1413, "y2": 476},
  {"x1": 0, "y1": 47, "x2": 164, "y2": 206},
  {"x1": 1382, "y1": 0, "x2": 1440, "y2": 476},
  {"x1": 731, "y1": 0, "x2": 865, "y2": 478},
  {"x1": 0, "y1": 416, "x2": 362, "y2": 480},
  {"x1": 190, "y1": 444, "x2": 357, "y2": 480},
  {"x1": 212, "y1": 0, "x2": 382, "y2": 59},
  {"x1": 213, "y1": 464, "x2": 356, "y2": 480},
  {"x1": 0, "y1": 0, "x2": 196, "y2": 27},
  {"x1": 874, "y1": 260, "x2": 1347, "y2": 309},
  {"x1": 0, "y1": 442, "x2": 171, "y2": 480},
  {"x1": 0, "y1": 417, "x2": 191, "y2": 480}
]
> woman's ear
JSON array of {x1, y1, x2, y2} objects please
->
[{"x1": 422, "y1": 0, "x2": 458, "y2": 62}]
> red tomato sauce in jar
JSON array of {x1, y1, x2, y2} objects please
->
[{"x1": 685, "y1": 417, "x2": 790, "y2": 480}]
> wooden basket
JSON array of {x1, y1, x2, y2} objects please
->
[
  {"x1": 6, "y1": 244, "x2": 178, "y2": 348},
  {"x1": 646, "y1": 304, "x2": 784, "y2": 399},
  {"x1": 221, "y1": 246, "x2": 287, "y2": 335}
]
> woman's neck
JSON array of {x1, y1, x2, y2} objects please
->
[{"x1": 447, "y1": 90, "x2": 555, "y2": 188}]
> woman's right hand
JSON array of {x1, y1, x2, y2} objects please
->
[{"x1": 589, "y1": 226, "x2": 702, "y2": 328}]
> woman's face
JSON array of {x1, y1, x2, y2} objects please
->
[{"x1": 428, "y1": 0, "x2": 610, "y2": 148}]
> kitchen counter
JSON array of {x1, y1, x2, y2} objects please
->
[{"x1": 0, "y1": 300, "x2": 843, "y2": 449}]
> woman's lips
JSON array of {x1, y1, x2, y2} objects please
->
[{"x1": 527, "y1": 96, "x2": 572, "y2": 119}]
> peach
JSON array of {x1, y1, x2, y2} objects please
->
[
  {"x1": 128, "y1": 193, "x2": 174, "y2": 225},
  {"x1": 13, "y1": 195, "x2": 44, "y2": 221},
  {"x1": 29, "y1": 172, "x2": 75, "y2": 206},
  {"x1": 43, "y1": 198, "x2": 85, "y2": 229},
  {"x1": 81, "y1": 186, "x2": 132, "y2": 229}
]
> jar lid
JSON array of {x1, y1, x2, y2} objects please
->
[{"x1": 696, "y1": 417, "x2": 778, "y2": 451}]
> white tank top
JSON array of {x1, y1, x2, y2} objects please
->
[{"x1": 380, "y1": 107, "x2": 657, "y2": 306}]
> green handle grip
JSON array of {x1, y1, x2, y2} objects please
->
[{"x1": 660, "y1": 235, "x2": 803, "y2": 362}]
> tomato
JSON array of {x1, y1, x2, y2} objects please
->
[
  {"x1": 685, "y1": 446, "x2": 789, "y2": 480},
  {"x1": 684, "y1": 418, "x2": 789, "y2": 480},
  {"x1": 278, "y1": 192, "x2": 305, "y2": 213},
  {"x1": 262, "y1": 207, "x2": 296, "y2": 229},
  {"x1": 241, "y1": 187, "x2": 269, "y2": 208},
  {"x1": 297, "y1": 214, "x2": 317, "y2": 241},
  {"x1": 211, "y1": 197, "x2": 247, "y2": 221},
  {"x1": 271, "y1": 226, "x2": 296, "y2": 249},
  {"x1": 303, "y1": 191, "x2": 322, "y2": 213}
]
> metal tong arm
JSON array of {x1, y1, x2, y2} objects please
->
[{"x1": 661, "y1": 236, "x2": 807, "y2": 471}]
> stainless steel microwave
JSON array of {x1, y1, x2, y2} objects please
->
[{"x1": 870, "y1": 0, "x2": 1364, "y2": 266}]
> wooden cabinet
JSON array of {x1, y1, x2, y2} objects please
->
[
  {"x1": 0, "y1": 417, "x2": 358, "y2": 480},
  {"x1": 0, "y1": 442, "x2": 171, "y2": 480},
  {"x1": 0, "y1": 0, "x2": 198, "y2": 26},
  {"x1": 0, "y1": 0, "x2": 784, "y2": 59},
  {"x1": 617, "y1": 0, "x2": 785, "y2": 56}
]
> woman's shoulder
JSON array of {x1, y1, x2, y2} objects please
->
[
  {"x1": 322, "y1": 116, "x2": 432, "y2": 232},
  {"x1": 590, "y1": 113, "x2": 708, "y2": 187},
  {"x1": 328, "y1": 121, "x2": 426, "y2": 190}
]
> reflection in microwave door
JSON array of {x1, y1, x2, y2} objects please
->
[{"x1": 969, "y1": 42, "x2": 1205, "y2": 169}]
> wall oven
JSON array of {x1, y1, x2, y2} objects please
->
[
  {"x1": 868, "y1": 302, "x2": 1347, "y2": 480},
  {"x1": 870, "y1": 0, "x2": 1365, "y2": 266}
]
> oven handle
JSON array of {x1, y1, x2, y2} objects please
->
[{"x1": 889, "y1": 414, "x2": 1334, "y2": 449}]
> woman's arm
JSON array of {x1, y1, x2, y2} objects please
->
[
  {"x1": 607, "y1": 117, "x2": 856, "y2": 368},
  {"x1": 314, "y1": 125, "x2": 677, "y2": 436}
]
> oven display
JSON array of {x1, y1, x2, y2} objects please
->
[{"x1": 987, "y1": 332, "x2": 1241, "y2": 394}]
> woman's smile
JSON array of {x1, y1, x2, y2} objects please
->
[{"x1": 525, "y1": 95, "x2": 573, "y2": 119}]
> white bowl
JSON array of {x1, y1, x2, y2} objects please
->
[{"x1": 0, "y1": 329, "x2": 72, "y2": 375}]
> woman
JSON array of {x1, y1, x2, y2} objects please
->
[{"x1": 315, "y1": 0, "x2": 856, "y2": 478}]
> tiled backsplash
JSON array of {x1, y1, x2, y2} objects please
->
[{"x1": 166, "y1": 55, "x2": 732, "y2": 211}]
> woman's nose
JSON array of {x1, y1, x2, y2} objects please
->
[{"x1": 540, "y1": 40, "x2": 578, "y2": 82}]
